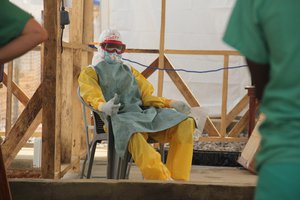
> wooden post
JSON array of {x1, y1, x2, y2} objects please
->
[
  {"x1": 42, "y1": 0, "x2": 61, "y2": 179},
  {"x1": 80, "y1": 0, "x2": 94, "y2": 155},
  {"x1": 0, "y1": 146, "x2": 12, "y2": 200},
  {"x1": 5, "y1": 62, "x2": 13, "y2": 136},
  {"x1": 246, "y1": 86, "x2": 256, "y2": 137},
  {"x1": 70, "y1": 0, "x2": 85, "y2": 172},
  {"x1": 220, "y1": 55, "x2": 229, "y2": 137},
  {"x1": 157, "y1": 0, "x2": 166, "y2": 97}
]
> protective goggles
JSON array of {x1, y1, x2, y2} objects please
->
[{"x1": 100, "y1": 40, "x2": 126, "y2": 54}]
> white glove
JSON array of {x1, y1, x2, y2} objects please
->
[
  {"x1": 98, "y1": 93, "x2": 121, "y2": 116},
  {"x1": 170, "y1": 100, "x2": 191, "y2": 115}
]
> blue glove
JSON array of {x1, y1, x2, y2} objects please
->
[
  {"x1": 170, "y1": 100, "x2": 191, "y2": 115},
  {"x1": 98, "y1": 93, "x2": 121, "y2": 116}
]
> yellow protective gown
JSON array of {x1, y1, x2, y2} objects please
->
[{"x1": 78, "y1": 65, "x2": 195, "y2": 181}]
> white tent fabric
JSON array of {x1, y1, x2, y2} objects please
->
[
  {"x1": 99, "y1": 0, "x2": 250, "y2": 116},
  {"x1": 10, "y1": 0, "x2": 250, "y2": 117}
]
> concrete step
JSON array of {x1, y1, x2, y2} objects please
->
[{"x1": 9, "y1": 178, "x2": 255, "y2": 200}]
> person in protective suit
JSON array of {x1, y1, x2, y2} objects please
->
[{"x1": 78, "y1": 29, "x2": 195, "y2": 181}]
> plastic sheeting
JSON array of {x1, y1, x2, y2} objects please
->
[{"x1": 99, "y1": 0, "x2": 250, "y2": 116}]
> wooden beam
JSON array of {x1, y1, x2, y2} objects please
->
[
  {"x1": 5, "y1": 62, "x2": 13, "y2": 136},
  {"x1": 141, "y1": 57, "x2": 159, "y2": 78},
  {"x1": 220, "y1": 55, "x2": 229, "y2": 137},
  {"x1": 2, "y1": 85, "x2": 42, "y2": 168},
  {"x1": 164, "y1": 56, "x2": 220, "y2": 137},
  {"x1": 6, "y1": 169, "x2": 41, "y2": 178},
  {"x1": 60, "y1": 49, "x2": 73, "y2": 163},
  {"x1": 164, "y1": 49, "x2": 240, "y2": 56},
  {"x1": 81, "y1": 0, "x2": 94, "y2": 160},
  {"x1": 157, "y1": 0, "x2": 166, "y2": 97},
  {"x1": 227, "y1": 110, "x2": 249, "y2": 138},
  {"x1": 42, "y1": 0, "x2": 61, "y2": 179},
  {"x1": 126, "y1": 49, "x2": 159, "y2": 54},
  {"x1": 2, "y1": 72, "x2": 29, "y2": 106},
  {"x1": 226, "y1": 94, "x2": 248, "y2": 128},
  {"x1": 70, "y1": 0, "x2": 85, "y2": 172}
]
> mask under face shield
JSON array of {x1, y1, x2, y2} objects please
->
[{"x1": 104, "y1": 51, "x2": 122, "y2": 64}]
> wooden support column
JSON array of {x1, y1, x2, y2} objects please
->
[
  {"x1": 70, "y1": 0, "x2": 84, "y2": 172},
  {"x1": 5, "y1": 62, "x2": 13, "y2": 136},
  {"x1": 42, "y1": 0, "x2": 61, "y2": 179},
  {"x1": 157, "y1": 0, "x2": 166, "y2": 96},
  {"x1": 220, "y1": 55, "x2": 229, "y2": 137},
  {"x1": 79, "y1": 0, "x2": 94, "y2": 156},
  {"x1": 246, "y1": 86, "x2": 257, "y2": 137}
]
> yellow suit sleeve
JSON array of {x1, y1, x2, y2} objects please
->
[
  {"x1": 131, "y1": 67, "x2": 172, "y2": 108},
  {"x1": 78, "y1": 66, "x2": 106, "y2": 110}
]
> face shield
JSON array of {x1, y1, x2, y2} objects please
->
[{"x1": 100, "y1": 40, "x2": 126, "y2": 54}]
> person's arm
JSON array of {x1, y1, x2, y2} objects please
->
[
  {"x1": 0, "y1": 18, "x2": 48, "y2": 64},
  {"x1": 246, "y1": 58, "x2": 270, "y2": 101},
  {"x1": 78, "y1": 66, "x2": 106, "y2": 110}
]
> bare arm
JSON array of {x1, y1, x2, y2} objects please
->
[
  {"x1": 246, "y1": 58, "x2": 270, "y2": 101},
  {"x1": 0, "y1": 18, "x2": 48, "y2": 64}
]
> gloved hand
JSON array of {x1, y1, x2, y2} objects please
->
[
  {"x1": 170, "y1": 100, "x2": 191, "y2": 115},
  {"x1": 98, "y1": 93, "x2": 121, "y2": 116}
]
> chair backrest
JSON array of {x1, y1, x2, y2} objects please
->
[{"x1": 92, "y1": 111, "x2": 105, "y2": 134}]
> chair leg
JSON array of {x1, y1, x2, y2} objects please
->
[
  {"x1": 119, "y1": 151, "x2": 131, "y2": 179},
  {"x1": 80, "y1": 154, "x2": 88, "y2": 178},
  {"x1": 107, "y1": 136, "x2": 115, "y2": 178},
  {"x1": 159, "y1": 143, "x2": 165, "y2": 163},
  {"x1": 86, "y1": 141, "x2": 97, "y2": 178}
]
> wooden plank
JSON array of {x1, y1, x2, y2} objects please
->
[
  {"x1": 226, "y1": 94, "x2": 248, "y2": 128},
  {"x1": 238, "y1": 114, "x2": 264, "y2": 173},
  {"x1": 164, "y1": 56, "x2": 220, "y2": 137},
  {"x1": 6, "y1": 169, "x2": 41, "y2": 178},
  {"x1": 70, "y1": 0, "x2": 84, "y2": 173},
  {"x1": 81, "y1": 1, "x2": 94, "y2": 157},
  {"x1": 157, "y1": 0, "x2": 166, "y2": 97},
  {"x1": 220, "y1": 55, "x2": 229, "y2": 137},
  {"x1": 141, "y1": 57, "x2": 159, "y2": 78},
  {"x1": 5, "y1": 62, "x2": 13, "y2": 136},
  {"x1": 59, "y1": 46, "x2": 240, "y2": 56},
  {"x1": 2, "y1": 72, "x2": 29, "y2": 106},
  {"x1": 227, "y1": 110, "x2": 249, "y2": 137},
  {"x1": 2, "y1": 85, "x2": 42, "y2": 168},
  {"x1": 42, "y1": 0, "x2": 61, "y2": 179},
  {"x1": 83, "y1": 0, "x2": 93, "y2": 45},
  {"x1": 126, "y1": 49, "x2": 159, "y2": 54},
  {"x1": 0, "y1": 132, "x2": 41, "y2": 138},
  {"x1": 164, "y1": 49, "x2": 240, "y2": 56},
  {"x1": 60, "y1": 49, "x2": 73, "y2": 163}
]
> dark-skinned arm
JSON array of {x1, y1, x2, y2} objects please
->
[{"x1": 246, "y1": 58, "x2": 270, "y2": 101}]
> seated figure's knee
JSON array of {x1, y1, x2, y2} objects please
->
[{"x1": 172, "y1": 118, "x2": 195, "y2": 143}]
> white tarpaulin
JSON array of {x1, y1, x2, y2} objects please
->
[{"x1": 98, "y1": 0, "x2": 250, "y2": 116}]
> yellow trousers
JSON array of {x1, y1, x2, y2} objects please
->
[{"x1": 128, "y1": 118, "x2": 195, "y2": 181}]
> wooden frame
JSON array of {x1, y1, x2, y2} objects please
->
[{"x1": 0, "y1": 0, "x2": 254, "y2": 179}]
